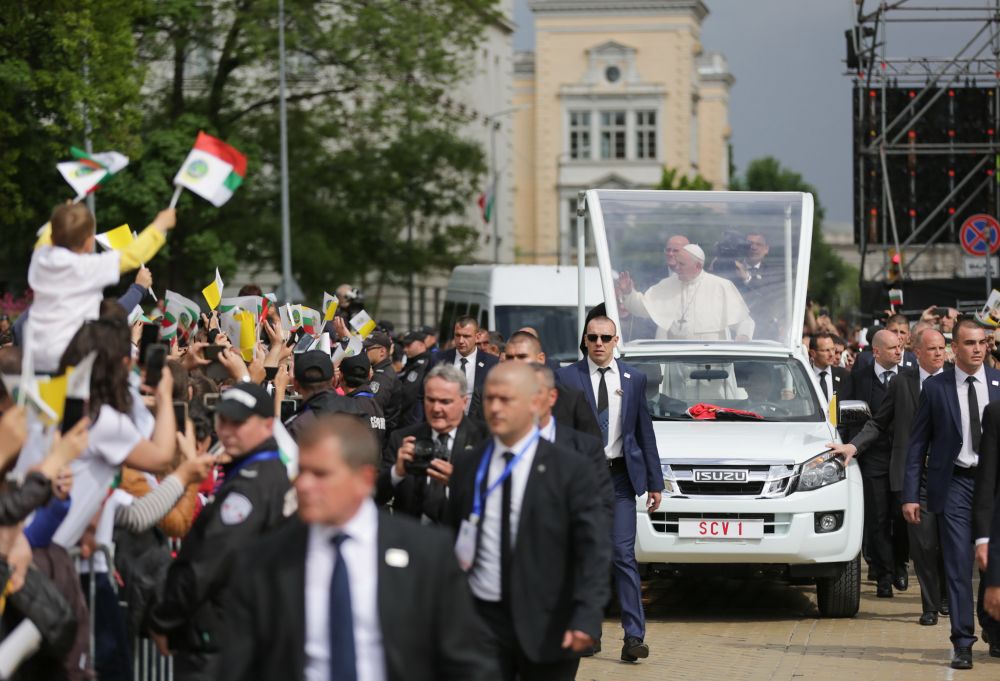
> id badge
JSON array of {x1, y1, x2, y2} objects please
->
[{"x1": 454, "y1": 517, "x2": 478, "y2": 571}]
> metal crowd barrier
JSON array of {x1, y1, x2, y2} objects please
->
[{"x1": 71, "y1": 544, "x2": 174, "y2": 681}]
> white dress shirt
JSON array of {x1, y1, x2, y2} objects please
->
[
  {"x1": 918, "y1": 366, "x2": 943, "y2": 389},
  {"x1": 874, "y1": 363, "x2": 897, "y2": 388},
  {"x1": 955, "y1": 365, "x2": 988, "y2": 469},
  {"x1": 454, "y1": 348, "x2": 478, "y2": 412},
  {"x1": 811, "y1": 364, "x2": 834, "y2": 405},
  {"x1": 469, "y1": 429, "x2": 539, "y2": 602},
  {"x1": 304, "y1": 499, "x2": 386, "y2": 681},
  {"x1": 588, "y1": 357, "x2": 623, "y2": 459},
  {"x1": 539, "y1": 417, "x2": 557, "y2": 443}
]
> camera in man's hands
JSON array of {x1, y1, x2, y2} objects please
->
[{"x1": 405, "y1": 438, "x2": 444, "y2": 475}]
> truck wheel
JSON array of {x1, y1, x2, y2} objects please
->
[{"x1": 816, "y1": 554, "x2": 860, "y2": 618}]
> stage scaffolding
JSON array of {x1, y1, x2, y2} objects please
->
[{"x1": 848, "y1": 0, "x2": 1000, "y2": 283}]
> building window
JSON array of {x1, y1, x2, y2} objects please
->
[
  {"x1": 605, "y1": 65, "x2": 621, "y2": 83},
  {"x1": 600, "y1": 111, "x2": 626, "y2": 159},
  {"x1": 636, "y1": 110, "x2": 657, "y2": 160},
  {"x1": 569, "y1": 112, "x2": 591, "y2": 160}
]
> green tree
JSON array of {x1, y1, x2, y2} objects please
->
[
  {"x1": 656, "y1": 166, "x2": 713, "y2": 191},
  {"x1": 0, "y1": 0, "x2": 145, "y2": 284},
  {"x1": 731, "y1": 156, "x2": 858, "y2": 311},
  {"x1": 1, "y1": 0, "x2": 496, "y2": 305}
]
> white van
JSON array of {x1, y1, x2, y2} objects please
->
[{"x1": 439, "y1": 265, "x2": 603, "y2": 362}]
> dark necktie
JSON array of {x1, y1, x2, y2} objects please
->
[
  {"x1": 597, "y1": 367, "x2": 610, "y2": 446},
  {"x1": 436, "y1": 431, "x2": 450, "y2": 459},
  {"x1": 328, "y1": 533, "x2": 356, "y2": 681},
  {"x1": 882, "y1": 370, "x2": 894, "y2": 387},
  {"x1": 818, "y1": 370, "x2": 829, "y2": 400},
  {"x1": 500, "y1": 451, "x2": 514, "y2": 604},
  {"x1": 460, "y1": 357, "x2": 469, "y2": 374},
  {"x1": 967, "y1": 376, "x2": 982, "y2": 453}
]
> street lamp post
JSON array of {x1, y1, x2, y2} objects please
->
[{"x1": 277, "y1": 0, "x2": 303, "y2": 302}]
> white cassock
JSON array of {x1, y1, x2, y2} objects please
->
[{"x1": 623, "y1": 270, "x2": 755, "y2": 341}]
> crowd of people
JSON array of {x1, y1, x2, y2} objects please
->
[
  {"x1": 812, "y1": 308, "x2": 1000, "y2": 670},
  {"x1": 6, "y1": 197, "x2": 1000, "y2": 679},
  {"x1": 0, "y1": 201, "x2": 667, "y2": 680}
]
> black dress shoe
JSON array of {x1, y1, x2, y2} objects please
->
[
  {"x1": 951, "y1": 646, "x2": 973, "y2": 670},
  {"x1": 893, "y1": 572, "x2": 909, "y2": 591},
  {"x1": 990, "y1": 640, "x2": 1000, "y2": 659},
  {"x1": 919, "y1": 611, "x2": 938, "y2": 626},
  {"x1": 940, "y1": 600, "x2": 950, "y2": 616},
  {"x1": 876, "y1": 580, "x2": 894, "y2": 598},
  {"x1": 621, "y1": 636, "x2": 649, "y2": 662}
]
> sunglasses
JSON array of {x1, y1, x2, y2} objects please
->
[{"x1": 586, "y1": 334, "x2": 615, "y2": 344}]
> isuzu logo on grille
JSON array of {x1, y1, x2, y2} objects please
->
[{"x1": 693, "y1": 469, "x2": 748, "y2": 483}]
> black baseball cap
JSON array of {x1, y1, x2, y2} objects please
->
[
  {"x1": 402, "y1": 330, "x2": 426, "y2": 345},
  {"x1": 294, "y1": 350, "x2": 334, "y2": 383},
  {"x1": 340, "y1": 353, "x2": 371, "y2": 386},
  {"x1": 419, "y1": 325, "x2": 436, "y2": 337},
  {"x1": 215, "y1": 382, "x2": 275, "y2": 421},
  {"x1": 363, "y1": 330, "x2": 391, "y2": 350}
]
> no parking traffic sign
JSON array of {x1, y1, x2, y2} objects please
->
[{"x1": 960, "y1": 214, "x2": 1000, "y2": 257}]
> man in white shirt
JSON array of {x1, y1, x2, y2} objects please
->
[
  {"x1": 222, "y1": 413, "x2": 496, "y2": 681},
  {"x1": 448, "y1": 362, "x2": 610, "y2": 680},
  {"x1": 425, "y1": 317, "x2": 498, "y2": 420},
  {"x1": 903, "y1": 319, "x2": 1000, "y2": 669}
]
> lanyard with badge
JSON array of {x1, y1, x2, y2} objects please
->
[{"x1": 454, "y1": 428, "x2": 540, "y2": 571}]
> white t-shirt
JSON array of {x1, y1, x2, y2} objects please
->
[
  {"x1": 53, "y1": 405, "x2": 141, "y2": 549},
  {"x1": 27, "y1": 246, "x2": 120, "y2": 373}
]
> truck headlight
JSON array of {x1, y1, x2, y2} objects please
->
[
  {"x1": 796, "y1": 450, "x2": 846, "y2": 492},
  {"x1": 660, "y1": 463, "x2": 679, "y2": 496}
]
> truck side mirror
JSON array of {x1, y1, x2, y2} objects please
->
[{"x1": 837, "y1": 400, "x2": 871, "y2": 427}]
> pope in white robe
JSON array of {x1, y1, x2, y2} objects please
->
[{"x1": 618, "y1": 244, "x2": 755, "y2": 341}]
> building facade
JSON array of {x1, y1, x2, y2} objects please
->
[{"x1": 513, "y1": 0, "x2": 732, "y2": 264}]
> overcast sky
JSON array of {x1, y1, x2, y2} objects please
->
[{"x1": 513, "y1": 0, "x2": 981, "y2": 234}]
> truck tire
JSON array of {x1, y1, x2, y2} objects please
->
[{"x1": 816, "y1": 554, "x2": 860, "y2": 618}]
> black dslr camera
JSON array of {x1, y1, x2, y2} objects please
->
[{"x1": 405, "y1": 438, "x2": 446, "y2": 475}]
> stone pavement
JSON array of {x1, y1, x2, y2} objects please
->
[{"x1": 579, "y1": 573, "x2": 998, "y2": 681}]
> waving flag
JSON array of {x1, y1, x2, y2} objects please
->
[
  {"x1": 322, "y1": 292, "x2": 338, "y2": 322},
  {"x1": 57, "y1": 147, "x2": 129, "y2": 198},
  {"x1": 95, "y1": 224, "x2": 134, "y2": 251},
  {"x1": 202, "y1": 268, "x2": 225, "y2": 310},
  {"x1": 162, "y1": 290, "x2": 201, "y2": 340},
  {"x1": 349, "y1": 310, "x2": 376, "y2": 338},
  {"x1": 174, "y1": 132, "x2": 247, "y2": 207}
]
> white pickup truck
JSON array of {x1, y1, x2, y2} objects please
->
[{"x1": 578, "y1": 189, "x2": 864, "y2": 617}]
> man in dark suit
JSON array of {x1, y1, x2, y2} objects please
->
[
  {"x1": 971, "y1": 399, "x2": 1000, "y2": 656},
  {"x1": 378, "y1": 364, "x2": 488, "y2": 522},
  {"x1": 426, "y1": 316, "x2": 498, "y2": 421},
  {"x1": 221, "y1": 413, "x2": 497, "y2": 681},
  {"x1": 447, "y1": 362, "x2": 610, "y2": 680},
  {"x1": 735, "y1": 232, "x2": 783, "y2": 341},
  {"x1": 556, "y1": 315, "x2": 663, "y2": 663},
  {"x1": 852, "y1": 313, "x2": 917, "y2": 377},
  {"x1": 903, "y1": 318, "x2": 1000, "y2": 669},
  {"x1": 809, "y1": 332, "x2": 852, "y2": 410},
  {"x1": 846, "y1": 329, "x2": 909, "y2": 597},
  {"x1": 505, "y1": 331, "x2": 601, "y2": 441},
  {"x1": 829, "y1": 327, "x2": 948, "y2": 623}
]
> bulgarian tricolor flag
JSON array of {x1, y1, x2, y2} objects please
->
[
  {"x1": 173, "y1": 132, "x2": 247, "y2": 207},
  {"x1": 57, "y1": 147, "x2": 129, "y2": 198},
  {"x1": 161, "y1": 290, "x2": 201, "y2": 341},
  {"x1": 477, "y1": 177, "x2": 496, "y2": 224}
]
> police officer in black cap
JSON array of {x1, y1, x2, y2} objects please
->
[
  {"x1": 150, "y1": 382, "x2": 292, "y2": 681},
  {"x1": 284, "y1": 349, "x2": 363, "y2": 441},
  {"x1": 399, "y1": 330, "x2": 432, "y2": 427},
  {"x1": 340, "y1": 352, "x2": 387, "y2": 446},
  {"x1": 364, "y1": 330, "x2": 402, "y2": 432}
]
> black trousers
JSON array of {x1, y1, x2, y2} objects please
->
[
  {"x1": 861, "y1": 471, "x2": 898, "y2": 581},
  {"x1": 906, "y1": 487, "x2": 946, "y2": 614},
  {"x1": 473, "y1": 599, "x2": 580, "y2": 681}
]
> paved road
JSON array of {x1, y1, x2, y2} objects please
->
[{"x1": 580, "y1": 572, "x2": 998, "y2": 680}]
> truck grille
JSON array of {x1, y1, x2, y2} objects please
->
[{"x1": 677, "y1": 481, "x2": 765, "y2": 495}]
